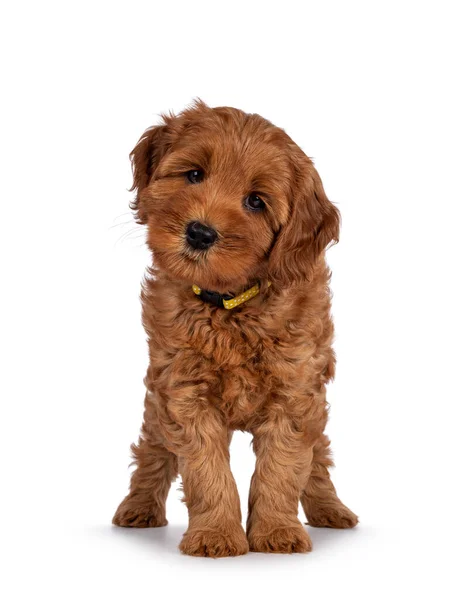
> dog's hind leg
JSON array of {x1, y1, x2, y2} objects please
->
[
  {"x1": 300, "y1": 433, "x2": 358, "y2": 529},
  {"x1": 113, "y1": 393, "x2": 178, "y2": 528}
]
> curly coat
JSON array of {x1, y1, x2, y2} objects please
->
[{"x1": 113, "y1": 100, "x2": 357, "y2": 556}]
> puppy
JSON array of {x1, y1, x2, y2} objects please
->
[{"x1": 113, "y1": 100, "x2": 357, "y2": 556}]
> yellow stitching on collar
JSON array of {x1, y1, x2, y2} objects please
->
[{"x1": 192, "y1": 282, "x2": 271, "y2": 309}]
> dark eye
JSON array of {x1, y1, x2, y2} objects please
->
[
  {"x1": 244, "y1": 193, "x2": 265, "y2": 211},
  {"x1": 186, "y1": 169, "x2": 204, "y2": 184}
]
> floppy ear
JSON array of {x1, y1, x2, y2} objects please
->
[
  {"x1": 129, "y1": 124, "x2": 169, "y2": 224},
  {"x1": 268, "y1": 161, "x2": 340, "y2": 286}
]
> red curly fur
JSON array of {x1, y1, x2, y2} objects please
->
[{"x1": 113, "y1": 100, "x2": 357, "y2": 556}]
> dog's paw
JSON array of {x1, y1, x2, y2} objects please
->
[
  {"x1": 112, "y1": 495, "x2": 167, "y2": 528},
  {"x1": 248, "y1": 523, "x2": 312, "y2": 554},
  {"x1": 305, "y1": 503, "x2": 358, "y2": 529},
  {"x1": 179, "y1": 525, "x2": 249, "y2": 558}
]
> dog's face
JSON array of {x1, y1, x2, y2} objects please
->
[{"x1": 130, "y1": 101, "x2": 340, "y2": 293}]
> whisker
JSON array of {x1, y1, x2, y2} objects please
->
[
  {"x1": 109, "y1": 219, "x2": 136, "y2": 230},
  {"x1": 114, "y1": 225, "x2": 147, "y2": 247}
]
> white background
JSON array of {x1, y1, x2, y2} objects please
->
[{"x1": 1, "y1": 1, "x2": 449, "y2": 598}]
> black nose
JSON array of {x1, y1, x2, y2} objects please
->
[{"x1": 186, "y1": 221, "x2": 218, "y2": 250}]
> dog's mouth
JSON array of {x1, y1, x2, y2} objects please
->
[{"x1": 181, "y1": 245, "x2": 213, "y2": 262}]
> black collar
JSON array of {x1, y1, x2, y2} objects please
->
[{"x1": 197, "y1": 288, "x2": 233, "y2": 308}]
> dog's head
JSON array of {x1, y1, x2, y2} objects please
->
[{"x1": 130, "y1": 100, "x2": 340, "y2": 293}]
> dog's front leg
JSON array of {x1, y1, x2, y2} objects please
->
[
  {"x1": 247, "y1": 415, "x2": 314, "y2": 553},
  {"x1": 172, "y1": 403, "x2": 248, "y2": 557}
]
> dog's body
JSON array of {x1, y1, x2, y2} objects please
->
[{"x1": 113, "y1": 101, "x2": 357, "y2": 556}]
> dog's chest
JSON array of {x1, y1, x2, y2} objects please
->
[{"x1": 189, "y1": 312, "x2": 304, "y2": 428}]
